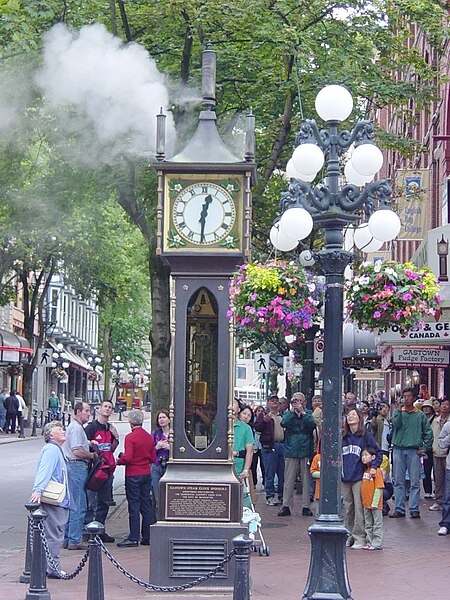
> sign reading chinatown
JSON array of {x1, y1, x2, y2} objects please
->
[
  {"x1": 392, "y1": 348, "x2": 450, "y2": 368},
  {"x1": 379, "y1": 322, "x2": 450, "y2": 345}
]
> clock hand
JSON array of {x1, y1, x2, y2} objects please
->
[{"x1": 199, "y1": 195, "x2": 213, "y2": 242}]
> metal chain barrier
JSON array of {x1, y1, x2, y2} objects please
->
[
  {"x1": 96, "y1": 535, "x2": 237, "y2": 592},
  {"x1": 37, "y1": 521, "x2": 89, "y2": 580}
]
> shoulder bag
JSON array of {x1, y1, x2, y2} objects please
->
[{"x1": 41, "y1": 471, "x2": 66, "y2": 506}]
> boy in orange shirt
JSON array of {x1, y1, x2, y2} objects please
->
[
  {"x1": 310, "y1": 452, "x2": 321, "y2": 516},
  {"x1": 361, "y1": 447, "x2": 384, "y2": 550}
]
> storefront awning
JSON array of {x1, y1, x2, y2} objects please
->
[
  {"x1": 342, "y1": 323, "x2": 381, "y2": 369},
  {"x1": 0, "y1": 328, "x2": 33, "y2": 364}
]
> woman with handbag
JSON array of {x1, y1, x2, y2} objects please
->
[{"x1": 30, "y1": 421, "x2": 69, "y2": 578}]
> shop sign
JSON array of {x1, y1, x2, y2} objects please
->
[
  {"x1": 392, "y1": 347, "x2": 449, "y2": 368},
  {"x1": 379, "y1": 322, "x2": 450, "y2": 345}
]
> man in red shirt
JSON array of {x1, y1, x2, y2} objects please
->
[{"x1": 116, "y1": 409, "x2": 156, "y2": 547}]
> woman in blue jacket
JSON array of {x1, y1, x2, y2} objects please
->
[
  {"x1": 30, "y1": 421, "x2": 70, "y2": 578},
  {"x1": 342, "y1": 408, "x2": 382, "y2": 549}
]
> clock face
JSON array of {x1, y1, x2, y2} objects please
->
[{"x1": 172, "y1": 183, "x2": 236, "y2": 246}]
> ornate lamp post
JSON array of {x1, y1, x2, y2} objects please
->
[
  {"x1": 271, "y1": 85, "x2": 400, "y2": 600},
  {"x1": 51, "y1": 343, "x2": 70, "y2": 400},
  {"x1": 110, "y1": 355, "x2": 124, "y2": 405},
  {"x1": 87, "y1": 354, "x2": 102, "y2": 404},
  {"x1": 128, "y1": 364, "x2": 140, "y2": 409}
]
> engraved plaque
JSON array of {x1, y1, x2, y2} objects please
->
[{"x1": 165, "y1": 483, "x2": 231, "y2": 521}]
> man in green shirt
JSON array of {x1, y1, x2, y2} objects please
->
[
  {"x1": 48, "y1": 391, "x2": 60, "y2": 418},
  {"x1": 390, "y1": 386, "x2": 433, "y2": 519}
]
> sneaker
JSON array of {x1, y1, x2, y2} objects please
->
[
  {"x1": 429, "y1": 502, "x2": 442, "y2": 511},
  {"x1": 47, "y1": 570, "x2": 67, "y2": 579},
  {"x1": 350, "y1": 544, "x2": 365, "y2": 549},
  {"x1": 302, "y1": 507, "x2": 313, "y2": 517},
  {"x1": 438, "y1": 527, "x2": 448, "y2": 536},
  {"x1": 266, "y1": 497, "x2": 279, "y2": 506},
  {"x1": 99, "y1": 532, "x2": 115, "y2": 543},
  {"x1": 345, "y1": 539, "x2": 354, "y2": 547},
  {"x1": 277, "y1": 506, "x2": 291, "y2": 517},
  {"x1": 424, "y1": 493, "x2": 434, "y2": 499},
  {"x1": 410, "y1": 511, "x2": 421, "y2": 519},
  {"x1": 389, "y1": 511, "x2": 406, "y2": 518},
  {"x1": 365, "y1": 545, "x2": 383, "y2": 551}
]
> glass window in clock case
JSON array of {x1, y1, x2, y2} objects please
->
[{"x1": 184, "y1": 288, "x2": 218, "y2": 451}]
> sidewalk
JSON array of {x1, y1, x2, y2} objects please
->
[{"x1": 1, "y1": 485, "x2": 450, "y2": 599}]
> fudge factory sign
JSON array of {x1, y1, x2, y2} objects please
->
[{"x1": 393, "y1": 348, "x2": 450, "y2": 368}]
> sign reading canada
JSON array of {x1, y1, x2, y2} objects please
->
[
  {"x1": 379, "y1": 322, "x2": 450, "y2": 345},
  {"x1": 393, "y1": 348, "x2": 450, "y2": 368}
]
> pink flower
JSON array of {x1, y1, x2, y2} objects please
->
[{"x1": 373, "y1": 311, "x2": 382, "y2": 318}]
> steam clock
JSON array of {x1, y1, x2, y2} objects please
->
[{"x1": 149, "y1": 45, "x2": 256, "y2": 589}]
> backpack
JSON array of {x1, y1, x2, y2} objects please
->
[{"x1": 85, "y1": 453, "x2": 112, "y2": 492}]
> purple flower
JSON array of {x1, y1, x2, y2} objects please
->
[
  {"x1": 402, "y1": 293, "x2": 413, "y2": 301},
  {"x1": 373, "y1": 311, "x2": 382, "y2": 318}
]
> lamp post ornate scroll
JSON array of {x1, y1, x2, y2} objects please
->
[{"x1": 271, "y1": 85, "x2": 400, "y2": 600}]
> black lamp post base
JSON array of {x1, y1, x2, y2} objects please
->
[{"x1": 303, "y1": 519, "x2": 353, "y2": 600}]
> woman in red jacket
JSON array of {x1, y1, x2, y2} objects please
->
[{"x1": 116, "y1": 409, "x2": 156, "y2": 547}]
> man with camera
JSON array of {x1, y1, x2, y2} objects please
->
[
  {"x1": 389, "y1": 387, "x2": 433, "y2": 519},
  {"x1": 278, "y1": 392, "x2": 316, "y2": 517},
  {"x1": 84, "y1": 399, "x2": 119, "y2": 543}
]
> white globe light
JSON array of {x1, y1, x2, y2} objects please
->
[
  {"x1": 286, "y1": 159, "x2": 315, "y2": 182},
  {"x1": 315, "y1": 85, "x2": 353, "y2": 122},
  {"x1": 269, "y1": 224, "x2": 298, "y2": 252},
  {"x1": 368, "y1": 210, "x2": 401, "y2": 242},
  {"x1": 299, "y1": 249, "x2": 315, "y2": 267},
  {"x1": 279, "y1": 207, "x2": 314, "y2": 241},
  {"x1": 353, "y1": 224, "x2": 383, "y2": 252},
  {"x1": 344, "y1": 161, "x2": 374, "y2": 187},
  {"x1": 291, "y1": 144, "x2": 324, "y2": 176},
  {"x1": 351, "y1": 144, "x2": 384, "y2": 176}
]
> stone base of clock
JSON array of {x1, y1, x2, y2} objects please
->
[
  {"x1": 149, "y1": 522, "x2": 246, "y2": 589},
  {"x1": 149, "y1": 461, "x2": 244, "y2": 589}
]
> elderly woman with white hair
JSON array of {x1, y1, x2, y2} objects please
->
[
  {"x1": 116, "y1": 409, "x2": 156, "y2": 547},
  {"x1": 30, "y1": 420, "x2": 69, "y2": 578}
]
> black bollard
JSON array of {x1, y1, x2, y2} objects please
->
[
  {"x1": 85, "y1": 521, "x2": 105, "y2": 600},
  {"x1": 18, "y1": 413, "x2": 25, "y2": 439},
  {"x1": 61, "y1": 413, "x2": 65, "y2": 427},
  {"x1": 40, "y1": 411, "x2": 44, "y2": 435},
  {"x1": 31, "y1": 410, "x2": 38, "y2": 437},
  {"x1": 20, "y1": 503, "x2": 40, "y2": 583},
  {"x1": 232, "y1": 534, "x2": 252, "y2": 600},
  {"x1": 25, "y1": 507, "x2": 51, "y2": 600},
  {"x1": 67, "y1": 413, "x2": 71, "y2": 425}
]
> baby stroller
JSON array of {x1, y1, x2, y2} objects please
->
[{"x1": 241, "y1": 478, "x2": 270, "y2": 556}]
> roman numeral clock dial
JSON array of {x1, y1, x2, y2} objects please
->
[{"x1": 172, "y1": 183, "x2": 236, "y2": 246}]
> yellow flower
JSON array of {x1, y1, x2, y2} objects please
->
[
  {"x1": 290, "y1": 288, "x2": 297, "y2": 295},
  {"x1": 278, "y1": 287, "x2": 287, "y2": 295}
]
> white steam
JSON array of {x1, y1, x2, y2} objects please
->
[{"x1": 35, "y1": 23, "x2": 175, "y2": 163}]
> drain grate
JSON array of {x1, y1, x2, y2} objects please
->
[{"x1": 170, "y1": 539, "x2": 228, "y2": 578}]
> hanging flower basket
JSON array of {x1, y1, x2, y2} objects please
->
[
  {"x1": 228, "y1": 260, "x2": 325, "y2": 336},
  {"x1": 5, "y1": 364, "x2": 22, "y2": 377},
  {"x1": 346, "y1": 260, "x2": 440, "y2": 335},
  {"x1": 88, "y1": 370, "x2": 99, "y2": 381},
  {"x1": 51, "y1": 368, "x2": 67, "y2": 381}
]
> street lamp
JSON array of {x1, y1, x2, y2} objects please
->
[
  {"x1": 272, "y1": 84, "x2": 400, "y2": 600},
  {"x1": 51, "y1": 343, "x2": 70, "y2": 401},
  {"x1": 87, "y1": 353, "x2": 102, "y2": 404},
  {"x1": 111, "y1": 354, "x2": 124, "y2": 402},
  {"x1": 128, "y1": 364, "x2": 140, "y2": 409}
]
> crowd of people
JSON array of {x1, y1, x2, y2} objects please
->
[
  {"x1": 29, "y1": 400, "x2": 169, "y2": 578},
  {"x1": 233, "y1": 385, "x2": 450, "y2": 551},
  {"x1": 27, "y1": 384, "x2": 450, "y2": 577}
]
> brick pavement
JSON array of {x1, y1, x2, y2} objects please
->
[{"x1": 1, "y1": 484, "x2": 450, "y2": 600}]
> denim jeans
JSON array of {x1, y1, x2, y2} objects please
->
[
  {"x1": 151, "y1": 463, "x2": 166, "y2": 520},
  {"x1": 65, "y1": 461, "x2": 89, "y2": 544},
  {"x1": 392, "y1": 447, "x2": 422, "y2": 514},
  {"x1": 261, "y1": 442, "x2": 285, "y2": 499},
  {"x1": 439, "y1": 469, "x2": 450, "y2": 529},
  {"x1": 85, "y1": 473, "x2": 113, "y2": 525},
  {"x1": 125, "y1": 474, "x2": 152, "y2": 542}
]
